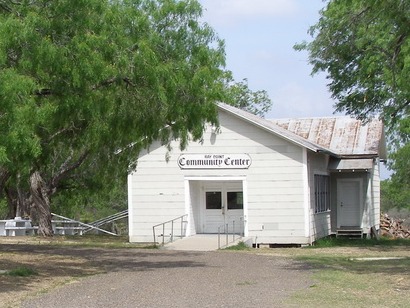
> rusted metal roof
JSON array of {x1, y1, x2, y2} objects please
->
[
  {"x1": 218, "y1": 103, "x2": 386, "y2": 159},
  {"x1": 269, "y1": 117, "x2": 385, "y2": 158},
  {"x1": 218, "y1": 103, "x2": 335, "y2": 154}
]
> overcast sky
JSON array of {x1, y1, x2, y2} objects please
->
[
  {"x1": 199, "y1": 0, "x2": 337, "y2": 119},
  {"x1": 198, "y1": 0, "x2": 391, "y2": 179}
]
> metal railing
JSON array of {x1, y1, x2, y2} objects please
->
[
  {"x1": 51, "y1": 213, "x2": 119, "y2": 236},
  {"x1": 218, "y1": 217, "x2": 244, "y2": 249},
  {"x1": 82, "y1": 210, "x2": 128, "y2": 234},
  {"x1": 152, "y1": 214, "x2": 188, "y2": 246}
]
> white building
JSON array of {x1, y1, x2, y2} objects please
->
[{"x1": 128, "y1": 103, "x2": 386, "y2": 245}]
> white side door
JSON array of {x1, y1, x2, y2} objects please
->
[{"x1": 337, "y1": 179, "x2": 362, "y2": 227}]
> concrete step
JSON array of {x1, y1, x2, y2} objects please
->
[
  {"x1": 336, "y1": 229, "x2": 363, "y2": 238},
  {"x1": 162, "y1": 234, "x2": 243, "y2": 251}
]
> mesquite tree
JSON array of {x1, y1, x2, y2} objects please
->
[{"x1": 0, "y1": 0, "x2": 229, "y2": 235}]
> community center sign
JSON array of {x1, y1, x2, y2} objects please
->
[{"x1": 178, "y1": 154, "x2": 252, "y2": 169}]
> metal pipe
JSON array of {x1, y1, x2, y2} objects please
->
[
  {"x1": 218, "y1": 226, "x2": 221, "y2": 249},
  {"x1": 233, "y1": 220, "x2": 235, "y2": 242},
  {"x1": 152, "y1": 214, "x2": 188, "y2": 246},
  {"x1": 226, "y1": 223, "x2": 228, "y2": 247},
  {"x1": 153, "y1": 227, "x2": 156, "y2": 247},
  {"x1": 171, "y1": 220, "x2": 174, "y2": 242}
]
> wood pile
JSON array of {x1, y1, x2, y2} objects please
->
[{"x1": 380, "y1": 213, "x2": 410, "y2": 238}]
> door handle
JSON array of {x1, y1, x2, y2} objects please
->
[{"x1": 340, "y1": 202, "x2": 343, "y2": 207}]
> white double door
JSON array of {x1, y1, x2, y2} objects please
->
[{"x1": 202, "y1": 181, "x2": 244, "y2": 234}]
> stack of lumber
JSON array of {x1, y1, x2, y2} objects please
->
[{"x1": 380, "y1": 213, "x2": 410, "y2": 238}]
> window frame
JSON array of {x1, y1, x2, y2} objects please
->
[{"x1": 314, "y1": 174, "x2": 331, "y2": 213}]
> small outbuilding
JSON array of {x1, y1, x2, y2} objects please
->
[{"x1": 128, "y1": 103, "x2": 386, "y2": 245}]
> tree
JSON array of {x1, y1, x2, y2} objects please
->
[
  {"x1": 222, "y1": 73, "x2": 272, "y2": 118},
  {"x1": 295, "y1": 0, "x2": 410, "y2": 209},
  {"x1": 0, "y1": 0, "x2": 273, "y2": 235},
  {"x1": 295, "y1": 0, "x2": 410, "y2": 134},
  {"x1": 0, "y1": 0, "x2": 227, "y2": 235},
  {"x1": 382, "y1": 118, "x2": 410, "y2": 210}
]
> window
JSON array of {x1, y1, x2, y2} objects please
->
[
  {"x1": 227, "y1": 192, "x2": 243, "y2": 210},
  {"x1": 314, "y1": 175, "x2": 330, "y2": 213},
  {"x1": 206, "y1": 191, "x2": 222, "y2": 209}
]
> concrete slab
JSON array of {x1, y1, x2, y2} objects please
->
[{"x1": 162, "y1": 234, "x2": 242, "y2": 251}]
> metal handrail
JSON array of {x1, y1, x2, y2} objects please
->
[
  {"x1": 152, "y1": 214, "x2": 188, "y2": 246},
  {"x1": 82, "y1": 210, "x2": 128, "y2": 233},
  {"x1": 218, "y1": 217, "x2": 244, "y2": 249},
  {"x1": 51, "y1": 213, "x2": 119, "y2": 236}
]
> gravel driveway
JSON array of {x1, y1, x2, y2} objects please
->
[{"x1": 17, "y1": 247, "x2": 312, "y2": 308}]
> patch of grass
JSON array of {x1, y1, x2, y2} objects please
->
[
  {"x1": 287, "y1": 254, "x2": 410, "y2": 308},
  {"x1": 2, "y1": 235, "x2": 155, "y2": 249},
  {"x1": 296, "y1": 255, "x2": 410, "y2": 275},
  {"x1": 223, "y1": 241, "x2": 250, "y2": 250},
  {"x1": 312, "y1": 236, "x2": 410, "y2": 248},
  {"x1": 5, "y1": 266, "x2": 38, "y2": 277}
]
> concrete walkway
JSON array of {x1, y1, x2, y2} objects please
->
[{"x1": 162, "y1": 234, "x2": 243, "y2": 251}]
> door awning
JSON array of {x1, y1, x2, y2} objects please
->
[{"x1": 328, "y1": 158, "x2": 374, "y2": 172}]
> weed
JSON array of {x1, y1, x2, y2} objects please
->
[
  {"x1": 5, "y1": 266, "x2": 38, "y2": 277},
  {"x1": 312, "y1": 236, "x2": 410, "y2": 248},
  {"x1": 223, "y1": 241, "x2": 250, "y2": 250}
]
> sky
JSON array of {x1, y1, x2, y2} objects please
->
[
  {"x1": 198, "y1": 0, "x2": 391, "y2": 179},
  {"x1": 199, "y1": 0, "x2": 335, "y2": 119}
]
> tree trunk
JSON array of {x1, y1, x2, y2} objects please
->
[{"x1": 30, "y1": 171, "x2": 53, "y2": 236}]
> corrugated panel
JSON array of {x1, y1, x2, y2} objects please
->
[
  {"x1": 269, "y1": 117, "x2": 383, "y2": 156},
  {"x1": 218, "y1": 104, "x2": 333, "y2": 154}
]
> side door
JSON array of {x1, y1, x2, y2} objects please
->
[{"x1": 337, "y1": 179, "x2": 362, "y2": 227}]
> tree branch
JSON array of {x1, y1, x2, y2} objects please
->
[
  {"x1": 390, "y1": 100, "x2": 410, "y2": 119},
  {"x1": 34, "y1": 88, "x2": 52, "y2": 96},
  {"x1": 92, "y1": 76, "x2": 135, "y2": 89},
  {"x1": 0, "y1": 167, "x2": 10, "y2": 195},
  {"x1": 35, "y1": 76, "x2": 135, "y2": 97},
  {"x1": 50, "y1": 150, "x2": 90, "y2": 194}
]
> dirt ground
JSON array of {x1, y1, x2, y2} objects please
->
[
  {"x1": 1, "y1": 236, "x2": 409, "y2": 308},
  {"x1": 1, "y1": 237, "x2": 314, "y2": 308},
  {"x1": 0, "y1": 238, "x2": 107, "y2": 307}
]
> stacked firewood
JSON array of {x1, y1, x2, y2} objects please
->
[{"x1": 380, "y1": 213, "x2": 410, "y2": 238}]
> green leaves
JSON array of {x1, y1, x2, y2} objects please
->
[
  {"x1": 296, "y1": 0, "x2": 410, "y2": 133},
  {"x1": 297, "y1": 0, "x2": 410, "y2": 209},
  {"x1": 222, "y1": 74, "x2": 272, "y2": 118},
  {"x1": 0, "y1": 0, "x2": 271, "y2": 222},
  {"x1": 0, "y1": 0, "x2": 229, "y2": 204}
]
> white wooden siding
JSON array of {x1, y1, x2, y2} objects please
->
[
  {"x1": 129, "y1": 109, "x2": 309, "y2": 244},
  {"x1": 307, "y1": 152, "x2": 332, "y2": 242},
  {"x1": 368, "y1": 161, "x2": 381, "y2": 230}
]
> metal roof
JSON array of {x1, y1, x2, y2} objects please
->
[
  {"x1": 269, "y1": 117, "x2": 385, "y2": 158},
  {"x1": 218, "y1": 103, "x2": 386, "y2": 159},
  {"x1": 218, "y1": 103, "x2": 335, "y2": 155},
  {"x1": 328, "y1": 158, "x2": 374, "y2": 171}
]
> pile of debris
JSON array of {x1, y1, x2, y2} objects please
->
[{"x1": 380, "y1": 213, "x2": 410, "y2": 239}]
